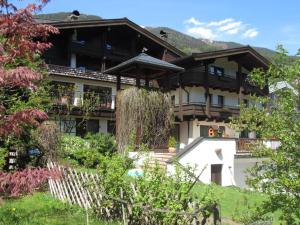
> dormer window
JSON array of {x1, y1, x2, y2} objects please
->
[{"x1": 209, "y1": 66, "x2": 224, "y2": 77}]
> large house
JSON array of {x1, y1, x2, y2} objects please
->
[
  {"x1": 41, "y1": 16, "x2": 184, "y2": 136},
  {"x1": 40, "y1": 13, "x2": 278, "y2": 188}
]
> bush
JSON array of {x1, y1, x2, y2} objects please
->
[
  {"x1": 85, "y1": 132, "x2": 116, "y2": 156},
  {"x1": 0, "y1": 147, "x2": 8, "y2": 170},
  {"x1": 30, "y1": 121, "x2": 61, "y2": 166},
  {"x1": 0, "y1": 168, "x2": 59, "y2": 197},
  {"x1": 168, "y1": 136, "x2": 177, "y2": 148},
  {"x1": 93, "y1": 154, "x2": 219, "y2": 224},
  {"x1": 61, "y1": 133, "x2": 117, "y2": 168}
]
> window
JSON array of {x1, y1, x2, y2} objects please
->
[
  {"x1": 240, "y1": 130, "x2": 249, "y2": 138},
  {"x1": 171, "y1": 95, "x2": 175, "y2": 106},
  {"x1": 76, "y1": 119, "x2": 99, "y2": 137},
  {"x1": 217, "y1": 95, "x2": 224, "y2": 107},
  {"x1": 217, "y1": 126, "x2": 225, "y2": 137},
  {"x1": 200, "y1": 125, "x2": 210, "y2": 137},
  {"x1": 107, "y1": 120, "x2": 116, "y2": 135},
  {"x1": 209, "y1": 66, "x2": 224, "y2": 77}
]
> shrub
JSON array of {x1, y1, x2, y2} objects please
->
[
  {"x1": 168, "y1": 136, "x2": 177, "y2": 148},
  {"x1": 0, "y1": 147, "x2": 8, "y2": 170},
  {"x1": 85, "y1": 132, "x2": 117, "y2": 156},
  {"x1": 30, "y1": 121, "x2": 61, "y2": 166},
  {"x1": 93, "y1": 153, "x2": 219, "y2": 224},
  {"x1": 0, "y1": 168, "x2": 59, "y2": 197},
  {"x1": 61, "y1": 133, "x2": 117, "y2": 168}
]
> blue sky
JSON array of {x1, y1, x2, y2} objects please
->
[{"x1": 12, "y1": 0, "x2": 300, "y2": 54}]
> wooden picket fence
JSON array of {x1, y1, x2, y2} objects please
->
[
  {"x1": 47, "y1": 161, "x2": 241, "y2": 225},
  {"x1": 47, "y1": 161, "x2": 102, "y2": 209}
]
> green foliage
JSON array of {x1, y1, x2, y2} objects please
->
[
  {"x1": 30, "y1": 121, "x2": 61, "y2": 166},
  {"x1": 94, "y1": 154, "x2": 218, "y2": 224},
  {"x1": 61, "y1": 133, "x2": 117, "y2": 168},
  {"x1": 117, "y1": 87, "x2": 173, "y2": 152},
  {"x1": 0, "y1": 192, "x2": 117, "y2": 225},
  {"x1": 85, "y1": 133, "x2": 117, "y2": 156},
  {"x1": 168, "y1": 136, "x2": 177, "y2": 148},
  {"x1": 231, "y1": 46, "x2": 300, "y2": 225},
  {"x1": 0, "y1": 147, "x2": 8, "y2": 170}
]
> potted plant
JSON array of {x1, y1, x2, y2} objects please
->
[{"x1": 168, "y1": 136, "x2": 177, "y2": 153}]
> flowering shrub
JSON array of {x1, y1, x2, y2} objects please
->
[{"x1": 0, "y1": 168, "x2": 59, "y2": 197}]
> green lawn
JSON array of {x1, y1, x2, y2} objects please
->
[
  {"x1": 193, "y1": 184, "x2": 281, "y2": 225},
  {"x1": 0, "y1": 192, "x2": 118, "y2": 225},
  {"x1": 0, "y1": 186, "x2": 281, "y2": 225}
]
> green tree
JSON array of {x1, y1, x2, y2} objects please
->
[{"x1": 231, "y1": 46, "x2": 300, "y2": 224}]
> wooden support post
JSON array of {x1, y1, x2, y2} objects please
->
[
  {"x1": 136, "y1": 74, "x2": 141, "y2": 88},
  {"x1": 117, "y1": 75, "x2": 121, "y2": 91},
  {"x1": 204, "y1": 63, "x2": 211, "y2": 118},
  {"x1": 237, "y1": 63, "x2": 244, "y2": 105},
  {"x1": 101, "y1": 58, "x2": 106, "y2": 72},
  {"x1": 145, "y1": 76, "x2": 149, "y2": 88},
  {"x1": 179, "y1": 84, "x2": 183, "y2": 121}
]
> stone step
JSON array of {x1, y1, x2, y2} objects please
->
[{"x1": 144, "y1": 152, "x2": 176, "y2": 169}]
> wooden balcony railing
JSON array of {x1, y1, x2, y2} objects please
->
[
  {"x1": 51, "y1": 90, "x2": 115, "y2": 110},
  {"x1": 236, "y1": 138, "x2": 280, "y2": 153},
  {"x1": 173, "y1": 102, "x2": 240, "y2": 119}
]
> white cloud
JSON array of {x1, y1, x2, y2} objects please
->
[
  {"x1": 186, "y1": 27, "x2": 216, "y2": 40},
  {"x1": 243, "y1": 29, "x2": 258, "y2": 38},
  {"x1": 207, "y1": 18, "x2": 234, "y2": 27},
  {"x1": 227, "y1": 28, "x2": 240, "y2": 35},
  {"x1": 218, "y1": 21, "x2": 242, "y2": 32},
  {"x1": 184, "y1": 17, "x2": 204, "y2": 26},
  {"x1": 184, "y1": 17, "x2": 258, "y2": 40}
]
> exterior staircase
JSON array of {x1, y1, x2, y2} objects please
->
[{"x1": 146, "y1": 152, "x2": 176, "y2": 169}]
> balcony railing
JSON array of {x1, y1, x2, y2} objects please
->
[
  {"x1": 51, "y1": 90, "x2": 115, "y2": 110},
  {"x1": 173, "y1": 101, "x2": 240, "y2": 119},
  {"x1": 236, "y1": 138, "x2": 280, "y2": 153}
]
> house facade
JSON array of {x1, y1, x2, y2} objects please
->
[
  {"x1": 41, "y1": 17, "x2": 184, "y2": 136},
  {"x1": 166, "y1": 47, "x2": 269, "y2": 148}
]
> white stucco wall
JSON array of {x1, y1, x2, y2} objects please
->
[
  {"x1": 167, "y1": 139, "x2": 237, "y2": 186},
  {"x1": 234, "y1": 157, "x2": 260, "y2": 188}
]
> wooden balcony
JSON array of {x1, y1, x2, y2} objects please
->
[
  {"x1": 236, "y1": 138, "x2": 280, "y2": 154},
  {"x1": 166, "y1": 70, "x2": 267, "y2": 95},
  {"x1": 70, "y1": 41, "x2": 132, "y2": 60},
  {"x1": 173, "y1": 102, "x2": 240, "y2": 120},
  {"x1": 50, "y1": 91, "x2": 115, "y2": 117}
]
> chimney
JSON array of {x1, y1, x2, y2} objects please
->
[{"x1": 69, "y1": 10, "x2": 80, "y2": 21}]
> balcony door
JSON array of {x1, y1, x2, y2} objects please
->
[{"x1": 211, "y1": 164, "x2": 222, "y2": 185}]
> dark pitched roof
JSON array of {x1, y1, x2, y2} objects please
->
[
  {"x1": 104, "y1": 53, "x2": 184, "y2": 77},
  {"x1": 172, "y1": 46, "x2": 270, "y2": 69},
  {"x1": 41, "y1": 18, "x2": 185, "y2": 57},
  {"x1": 47, "y1": 64, "x2": 136, "y2": 85}
]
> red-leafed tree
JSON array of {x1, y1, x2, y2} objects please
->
[{"x1": 0, "y1": 0, "x2": 58, "y2": 169}]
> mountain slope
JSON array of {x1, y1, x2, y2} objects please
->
[
  {"x1": 34, "y1": 12, "x2": 101, "y2": 22},
  {"x1": 147, "y1": 27, "x2": 277, "y2": 60}
]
